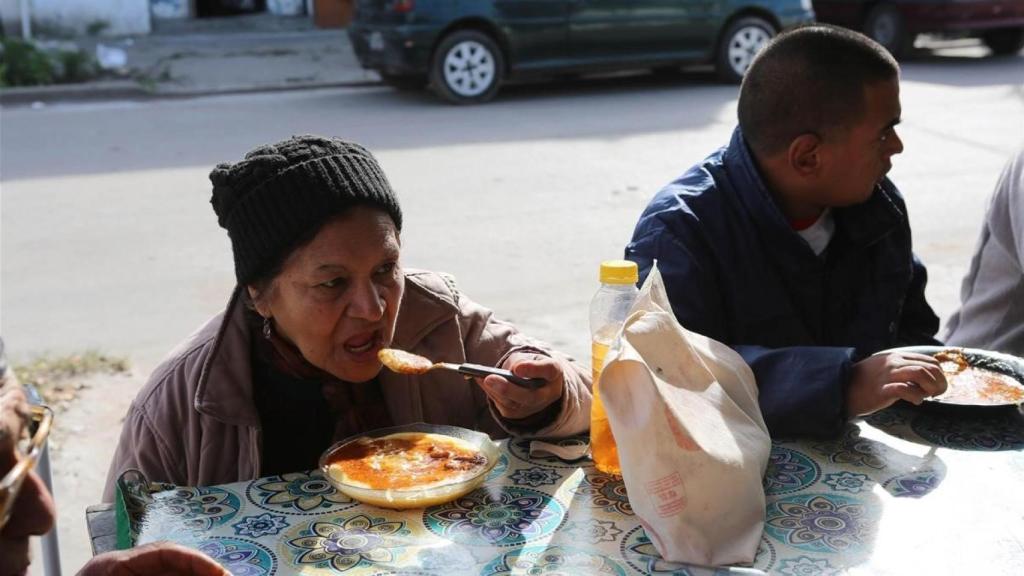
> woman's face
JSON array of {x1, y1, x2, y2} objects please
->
[{"x1": 251, "y1": 206, "x2": 404, "y2": 383}]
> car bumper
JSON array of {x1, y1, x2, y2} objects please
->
[
  {"x1": 776, "y1": 6, "x2": 817, "y2": 29},
  {"x1": 902, "y1": 1, "x2": 1024, "y2": 33},
  {"x1": 348, "y1": 24, "x2": 439, "y2": 76}
]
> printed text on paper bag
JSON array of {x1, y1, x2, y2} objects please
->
[{"x1": 646, "y1": 472, "x2": 687, "y2": 517}]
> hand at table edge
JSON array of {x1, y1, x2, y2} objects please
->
[{"x1": 76, "y1": 541, "x2": 229, "y2": 576}]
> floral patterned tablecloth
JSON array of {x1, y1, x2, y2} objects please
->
[{"x1": 117, "y1": 404, "x2": 1024, "y2": 575}]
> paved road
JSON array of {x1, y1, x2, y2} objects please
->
[
  {"x1": 2, "y1": 46, "x2": 1022, "y2": 574},
  {"x1": 4, "y1": 50, "x2": 1022, "y2": 369}
]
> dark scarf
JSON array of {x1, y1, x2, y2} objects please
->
[{"x1": 248, "y1": 310, "x2": 392, "y2": 476}]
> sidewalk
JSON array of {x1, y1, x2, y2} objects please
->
[{"x1": 0, "y1": 14, "x2": 380, "y2": 105}]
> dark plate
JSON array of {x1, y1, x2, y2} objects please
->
[{"x1": 877, "y1": 346, "x2": 1024, "y2": 407}]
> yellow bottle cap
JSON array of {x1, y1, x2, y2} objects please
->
[{"x1": 600, "y1": 260, "x2": 639, "y2": 284}]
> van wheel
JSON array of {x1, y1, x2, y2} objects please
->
[
  {"x1": 864, "y1": 5, "x2": 911, "y2": 58},
  {"x1": 982, "y1": 27, "x2": 1024, "y2": 55},
  {"x1": 716, "y1": 16, "x2": 776, "y2": 84},
  {"x1": 430, "y1": 30, "x2": 504, "y2": 104}
]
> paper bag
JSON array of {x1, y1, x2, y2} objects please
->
[{"x1": 599, "y1": 265, "x2": 771, "y2": 566}]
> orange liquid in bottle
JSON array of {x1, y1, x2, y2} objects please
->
[{"x1": 590, "y1": 340, "x2": 621, "y2": 475}]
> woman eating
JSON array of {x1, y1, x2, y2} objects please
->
[{"x1": 103, "y1": 135, "x2": 591, "y2": 499}]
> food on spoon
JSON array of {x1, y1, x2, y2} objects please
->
[
  {"x1": 325, "y1": 432, "x2": 488, "y2": 490},
  {"x1": 378, "y1": 348, "x2": 433, "y2": 374},
  {"x1": 932, "y1": 349, "x2": 1024, "y2": 405}
]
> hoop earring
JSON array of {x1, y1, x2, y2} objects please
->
[{"x1": 262, "y1": 317, "x2": 273, "y2": 340}]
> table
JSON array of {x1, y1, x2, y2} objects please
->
[{"x1": 89, "y1": 403, "x2": 1024, "y2": 575}]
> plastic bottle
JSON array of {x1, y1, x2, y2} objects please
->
[{"x1": 590, "y1": 259, "x2": 640, "y2": 475}]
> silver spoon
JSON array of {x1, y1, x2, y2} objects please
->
[{"x1": 378, "y1": 348, "x2": 546, "y2": 389}]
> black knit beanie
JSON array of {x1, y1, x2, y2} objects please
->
[{"x1": 210, "y1": 135, "x2": 402, "y2": 286}]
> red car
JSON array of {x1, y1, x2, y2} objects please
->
[{"x1": 813, "y1": 0, "x2": 1024, "y2": 56}]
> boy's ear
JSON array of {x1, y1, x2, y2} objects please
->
[{"x1": 787, "y1": 133, "x2": 823, "y2": 177}]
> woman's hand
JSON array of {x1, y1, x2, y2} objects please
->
[{"x1": 477, "y1": 352, "x2": 565, "y2": 420}]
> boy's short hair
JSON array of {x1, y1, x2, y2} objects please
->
[{"x1": 738, "y1": 24, "x2": 899, "y2": 156}]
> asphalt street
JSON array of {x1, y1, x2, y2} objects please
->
[{"x1": 4, "y1": 53, "x2": 1023, "y2": 369}]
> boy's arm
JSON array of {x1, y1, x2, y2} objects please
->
[{"x1": 734, "y1": 345, "x2": 854, "y2": 438}]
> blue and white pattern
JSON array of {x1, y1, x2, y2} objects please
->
[
  {"x1": 246, "y1": 471, "x2": 357, "y2": 515},
  {"x1": 151, "y1": 487, "x2": 241, "y2": 532},
  {"x1": 752, "y1": 535, "x2": 777, "y2": 572},
  {"x1": 822, "y1": 472, "x2": 871, "y2": 494},
  {"x1": 765, "y1": 493, "x2": 877, "y2": 555},
  {"x1": 764, "y1": 447, "x2": 821, "y2": 495},
  {"x1": 509, "y1": 466, "x2": 562, "y2": 488},
  {"x1": 402, "y1": 544, "x2": 478, "y2": 573},
  {"x1": 776, "y1": 555, "x2": 840, "y2": 576},
  {"x1": 233, "y1": 513, "x2": 288, "y2": 538},
  {"x1": 863, "y1": 406, "x2": 912, "y2": 429},
  {"x1": 620, "y1": 526, "x2": 697, "y2": 575},
  {"x1": 119, "y1": 413, "x2": 1022, "y2": 576},
  {"x1": 282, "y1": 514, "x2": 410, "y2": 573},
  {"x1": 882, "y1": 470, "x2": 943, "y2": 498},
  {"x1": 572, "y1": 472, "x2": 633, "y2": 515},
  {"x1": 482, "y1": 545, "x2": 627, "y2": 575},
  {"x1": 811, "y1": 428, "x2": 887, "y2": 470},
  {"x1": 423, "y1": 487, "x2": 565, "y2": 546},
  {"x1": 910, "y1": 413, "x2": 1024, "y2": 451},
  {"x1": 560, "y1": 518, "x2": 623, "y2": 545},
  {"x1": 197, "y1": 537, "x2": 276, "y2": 576}
]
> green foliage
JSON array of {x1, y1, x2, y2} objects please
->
[
  {"x1": 54, "y1": 49, "x2": 96, "y2": 83},
  {"x1": 0, "y1": 38, "x2": 100, "y2": 86},
  {"x1": 0, "y1": 38, "x2": 55, "y2": 86},
  {"x1": 86, "y1": 20, "x2": 111, "y2": 37}
]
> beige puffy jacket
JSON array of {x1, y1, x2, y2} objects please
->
[{"x1": 103, "y1": 270, "x2": 591, "y2": 501}]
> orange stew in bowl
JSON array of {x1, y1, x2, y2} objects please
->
[
  {"x1": 326, "y1": 432, "x2": 488, "y2": 490},
  {"x1": 934, "y1": 350, "x2": 1024, "y2": 405}
]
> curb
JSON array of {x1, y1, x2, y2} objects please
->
[
  {"x1": 147, "y1": 29, "x2": 343, "y2": 45},
  {"x1": 153, "y1": 79, "x2": 384, "y2": 100},
  {"x1": 1, "y1": 78, "x2": 382, "y2": 106},
  {"x1": 1, "y1": 81, "x2": 149, "y2": 105}
]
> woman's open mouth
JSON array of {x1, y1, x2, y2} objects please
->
[{"x1": 344, "y1": 330, "x2": 383, "y2": 362}]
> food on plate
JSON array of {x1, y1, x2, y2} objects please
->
[
  {"x1": 325, "y1": 432, "x2": 487, "y2": 490},
  {"x1": 932, "y1": 349, "x2": 1024, "y2": 405},
  {"x1": 934, "y1": 349, "x2": 970, "y2": 373},
  {"x1": 378, "y1": 348, "x2": 433, "y2": 375}
]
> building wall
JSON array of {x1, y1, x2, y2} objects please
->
[
  {"x1": 151, "y1": 0, "x2": 189, "y2": 19},
  {"x1": 1, "y1": 0, "x2": 22, "y2": 36},
  {"x1": 27, "y1": 0, "x2": 152, "y2": 35}
]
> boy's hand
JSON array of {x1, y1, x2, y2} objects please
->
[{"x1": 846, "y1": 352, "x2": 947, "y2": 417}]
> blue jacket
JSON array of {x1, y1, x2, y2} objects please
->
[{"x1": 625, "y1": 128, "x2": 940, "y2": 438}]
